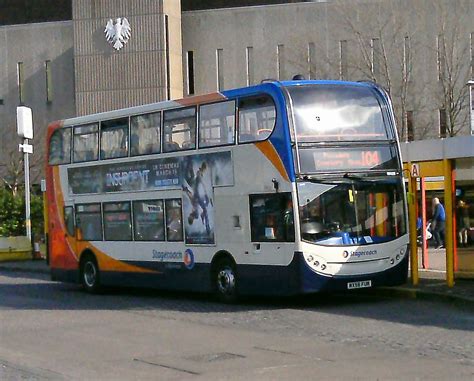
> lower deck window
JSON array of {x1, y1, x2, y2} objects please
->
[
  {"x1": 133, "y1": 200, "x2": 165, "y2": 241},
  {"x1": 76, "y1": 204, "x2": 103, "y2": 241},
  {"x1": 250, "y1": 193, "x2": 294, "y2": 242},
  {"x1": 103, "y1": 202, "x2": 132, "y2": 241},
  {"x1": 165, "y1": 199, "x2": 183, "y2": 241}
]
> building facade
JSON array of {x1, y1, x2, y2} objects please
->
[{"x1": 0, "y1": 0, "x2": 473, "y2": 183}]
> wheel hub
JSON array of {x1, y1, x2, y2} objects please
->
[
  {"x1": 217, "y1": 268, "x2": 235, "y2": 294},
  {"x1": 84, "y1": 262, "x2": 96, "y2": 287}
]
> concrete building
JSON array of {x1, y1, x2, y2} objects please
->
[{"x1": 0, "y1": 0, "x2": 473, "y2": 185}]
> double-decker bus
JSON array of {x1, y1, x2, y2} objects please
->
[{"x1": 46, "y1": 79, "x2": 408, "y2": 301}]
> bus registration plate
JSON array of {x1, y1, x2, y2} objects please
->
[{"x1": 347, "y1": 280, "x2": 372, "y2": 289}]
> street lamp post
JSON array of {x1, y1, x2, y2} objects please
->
[
  {"x1": 16, "y1": 106, "x2": 34, "y2": 242},
  {"x1": 468, "y1": 80, "x2": 474, "y2": 135}
]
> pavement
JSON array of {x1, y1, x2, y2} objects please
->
[{"x1": 0, "y1": 258, "x2": 473, "y2": 309}]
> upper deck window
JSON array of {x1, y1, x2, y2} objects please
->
[
  {"x1": 100, "y1": 118, "x2": 129, "y2": 160},
  {"x1": 73, "y1": 123, "x2": 99, "y2": 162},
  {"x1": 49, "y1": 128, "x2": 71, "y2": 165},
  {"x1": 238, "y1": 95, "x2": 276, "y2": 143},
  {"x1": 163, "y1": 107, "x2": 196, "y2": 152},
  {"x1": 287, "y1": 85, "x2": 392, "y2": 142},
  {"x1": 199, "y1": 100, "x2": 235, "y2": 148},
  {"x1": 130, "y1": 112, "x2": 161, "y2": 156}
]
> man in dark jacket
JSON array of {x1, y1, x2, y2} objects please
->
[{"x1": 432, "y1": 197, "x2": 446, "y2": 249}]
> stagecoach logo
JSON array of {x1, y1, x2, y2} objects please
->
[
  {"x1": 343, "y1": 249, "x2": 378, "y2": 259},
  {"x1": 104, "y1": 17, "x2": 131, "y2": 51},
  {"x1": 183, "y1": 249, "x2": 195, "y2": 270}
]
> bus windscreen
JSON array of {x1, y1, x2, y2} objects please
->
[{"x1": 287, "y1": 85, "x2": 392, "y2": 142}]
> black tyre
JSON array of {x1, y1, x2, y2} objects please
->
[
  {"x1": 80, "y1": 254, "x2": 101, "y2": 293},
  {"x1": 213, "y1": 258, "x2": 238, "y2": 303}
]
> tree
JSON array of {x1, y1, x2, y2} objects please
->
[
  {"x1": 279, "y1": 0, "x2": 433, "y2": 141},
  {"x1": 433, "y1": 0, "x2": 471, "y2": 137},
  {"x1": 330, "y1": 0, "x2": 431, "y2": 141},
  {"x1": 0, "y1": 187, "x2": 44, "y2": 238}
]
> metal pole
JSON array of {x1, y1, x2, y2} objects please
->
[
  {"x1": 24, "y1": 138, "x2": 31, "y2": 242},
  {"x1": 444, "y1": 159, "x2": 454, "y2": 287},
  {"x1": 469, "y1": 81, "x2": 474, "y2": 135},
  {"x1": 408, "y1": 164, "x2": 419, "y2": 286},
  {"x1": 421, "y1": 178, "x2": 429, "y2": 269}
]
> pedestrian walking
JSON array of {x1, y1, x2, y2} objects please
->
[{"x1": 431, "y1": 197, "x2": 446, "y2": 249}]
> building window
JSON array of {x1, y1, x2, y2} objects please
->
[
  {"x1": 470, "y1": 32, "x2": 474, "y2": 78},
  {"x1": 18, "y1": 62, "x2": 25, "y2": 104},
  {"x1": 216, "y1": 48, "x2": 224, "y2": 91},
  {"x1": 45, "y1": 60, "x2": 53, "y2": 103},
  {"x1": 371, "y1": 38, "x2": 381, "y2": 81},
  {"x1": 277, "y1": 44, "x2": 285, "y2": 80},
  {"x1": 246, "y1": 46, "x2": 254, "y2": 86},
  {"x1": 406, "y1": 110, "x2": 414, "y2": 142},
  {"x1": 437, "y1": 35, "x2": 446, "y2": 81},
  {"x1": 439, "y1": 108, "x2": 447, "y2": 138},
  {"x1": 339, "y1": 40, "x2": 348, "y2": 80},
  {"x1": 308, "y1": 42, "x2": 316, "y2": 79},
  {"x1": 186, "y1": 51, "x2": 195, "y2": 95},
  {"x1": 165, "y1": 14, "x2": 170, "y2": 100}
]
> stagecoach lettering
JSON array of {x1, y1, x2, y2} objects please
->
[{"x1": 152, "y1": 250, "x2": 182, "y2": 261}]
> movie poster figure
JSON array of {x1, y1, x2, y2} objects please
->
[{"x1": 182, "y1": 157, "x2": 215, "y2": 244}]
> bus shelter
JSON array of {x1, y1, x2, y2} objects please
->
[{"x1": 401, "y1": 136, "x2": 474, "y2": 287}]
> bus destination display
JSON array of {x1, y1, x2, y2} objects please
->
[{"x1": 298, "y1": 145, "x2": 397, "y2": 173}]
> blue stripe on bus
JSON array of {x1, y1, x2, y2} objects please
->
[
  {"x1": 222, "y1": 83, "x2": 295, "y2": 182},
  {"x1": 51, "y1": 250, "x2": 407, "y2": 296}
]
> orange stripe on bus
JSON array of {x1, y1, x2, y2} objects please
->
[
  {"x1": 51, "y1": 168, "x2": 158, "y2": 274},
  {"x1": 176, "y1": 92, "x2": 226, "y2": 106},
  {"x1": 255, "y1": 141, "x2": 289, "y2": 181}
]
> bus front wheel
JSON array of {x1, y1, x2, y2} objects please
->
[
  {"x1": 214, "y1": 258, "x2": 238, "y2": 303},
  {"x1": 80, "y1": 254, "x2": 101, "y2": 293}
]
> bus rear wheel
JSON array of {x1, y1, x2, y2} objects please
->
[
  {"x1": 80, "y1": 255, "x2": 101, "y2": 293},
  {"x1": 214, "y1": 258, "x2": 238, "y2": 303}
]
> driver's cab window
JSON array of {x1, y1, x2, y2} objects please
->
[{"x1": 250, "y1": 193, "x2": 294, "y2": 242}]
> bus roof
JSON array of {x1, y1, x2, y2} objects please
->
[{"x1": 53, "y1": 79, "x2": 382, "y2": 128}]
